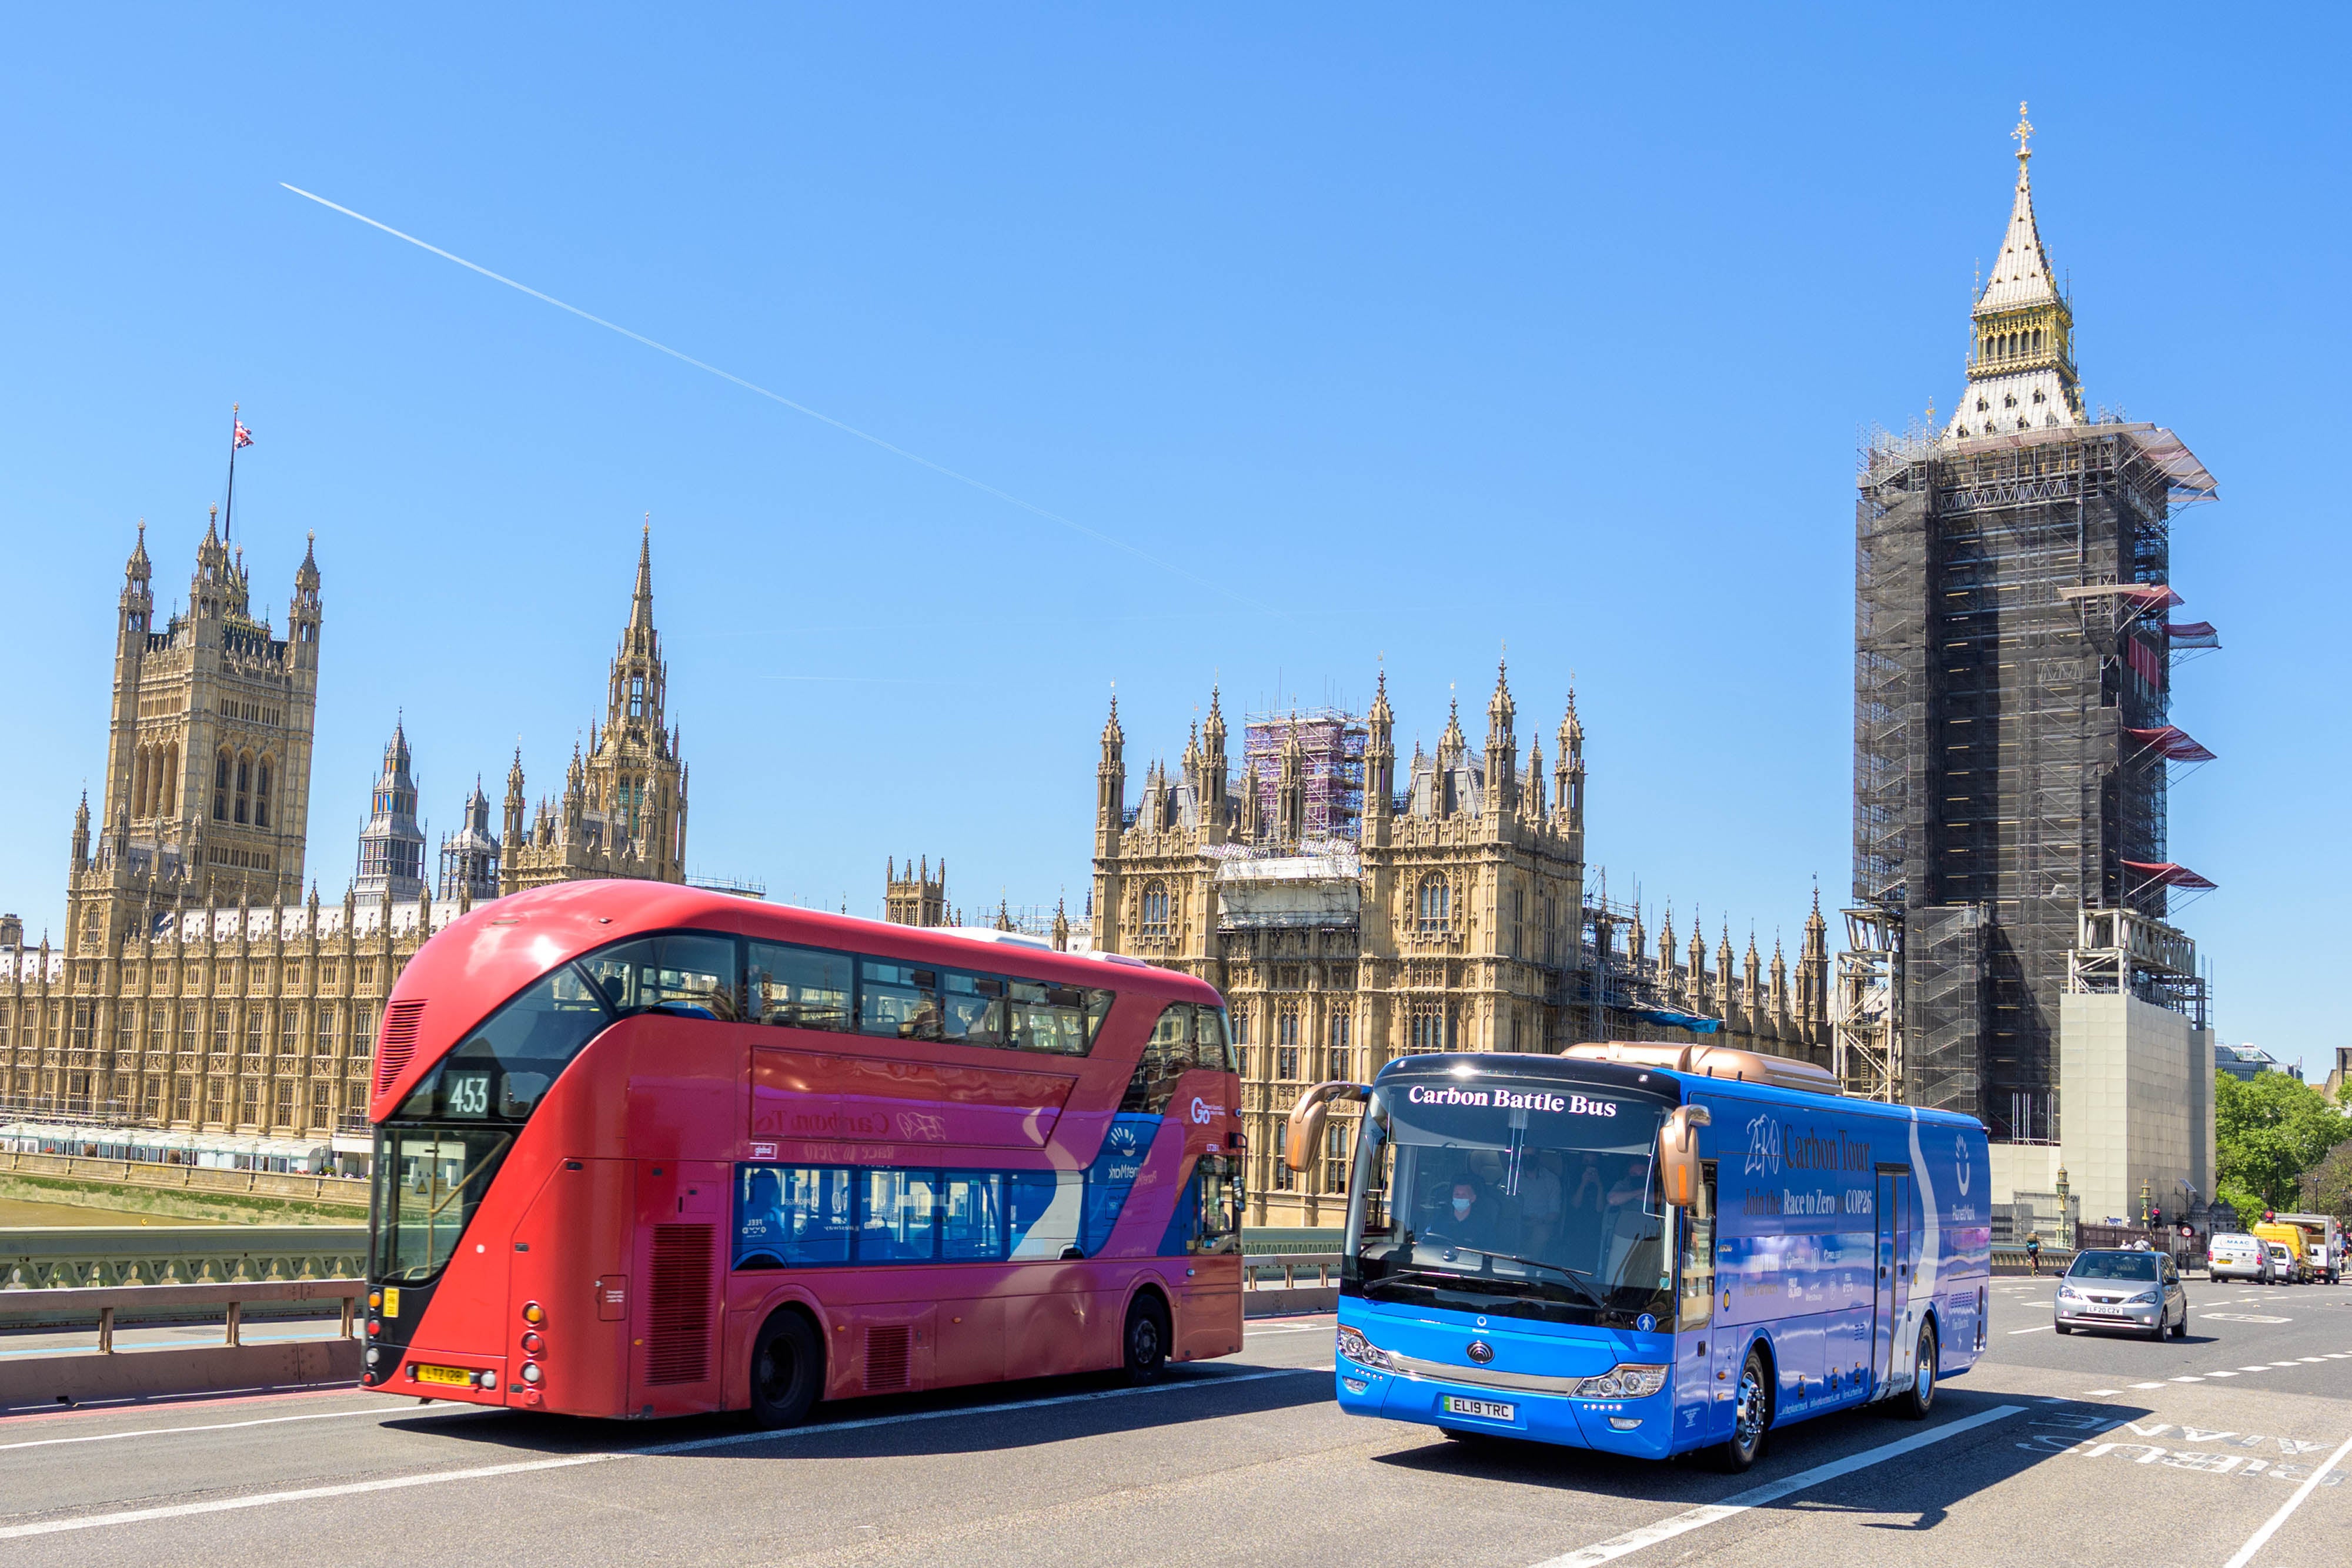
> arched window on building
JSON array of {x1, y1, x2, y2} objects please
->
[
  {"x1": 1415, "y1": 873, "x2": 1451, "y2": 934},
  {"x1": 1276, "y1": 1001, "x2": 1299, "y2": 1082},
  {"x1": 213, "y1": 751, "x2": 232, "y2": 820},
  {"x1": 233, "y1": 754, "x2": 252, "y2": 824},
  {"x1": 1140, "y1": 881, "x2": 1171, "y2": 939},
  {"x1": 1326, "y1": 1009, "x2": 1351, "y2": 1081},
  {"x1": 1406, "y1": 999, "x2": 1456, "y2": 1054},
  {"x1": 1322, "y1": 1121, "x2": 1350, "y2": 1195},
  {"x1": 629, "y1": 676, "x2": 646, "y2": 718},
  {"x1": 161, "y1": 743, "x2": 177, "y2": 815},
  {"x1": 253, "y1": 758, "x2": 272, "y2": 828}
]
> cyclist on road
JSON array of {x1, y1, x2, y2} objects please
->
[{"x1": 2026, "y1": 1231, "x2": 2043, "y2": 1276}]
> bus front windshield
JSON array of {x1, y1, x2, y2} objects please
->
[{"x1": 1345, "y1": 1076, "x2": 1675, "y2": 1325}]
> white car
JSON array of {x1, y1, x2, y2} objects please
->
[{"x1": 2207, "y1": 1232, "x2": 2267, "y2": 1283}]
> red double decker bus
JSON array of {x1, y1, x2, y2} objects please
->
[{"x1": 360, "y1": 880, "x2": 1244, "y2": 1425}]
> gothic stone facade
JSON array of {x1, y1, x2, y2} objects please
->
[
  {"x1": 1091, "y1": 666, "x2": 1827, "y2": 1228},
  {"x1": 2, "y1": 521, "x2": 687, "y2": 1144}
]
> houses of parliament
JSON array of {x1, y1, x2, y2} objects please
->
[{"x1": 0, "y1": 514, "x2": 688, "y2": 1156}]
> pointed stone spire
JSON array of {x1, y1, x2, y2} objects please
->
[
  {"x1": 1946, "y1": 101, "x2": 2083, "y2": 440},
  {"x1": 629, "y1": 516, "x2": 656, "y2": 635}
]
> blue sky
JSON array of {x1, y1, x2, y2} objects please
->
[{"x1": 3, "y1": 8, "x2": 2345, "y2": 1076}]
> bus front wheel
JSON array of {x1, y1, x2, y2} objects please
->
[
  {"x1": 1713, "y1": 1347, "x2": 1772, "y2": 1473},
  {"x1": 749, "y1": 1309, "x2": 822, "y2": 1429},
  {"x1": 1122, "y1": 1293, "x2": 1170, "y2": 1383}
]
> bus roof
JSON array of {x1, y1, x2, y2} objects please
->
[
  {"x1": 372, "y1": 880, "x2": 1221, "y2": 1119},
  {"x1": 1372, "y1": 1049, "x2": 1986, "y2": 1130}
]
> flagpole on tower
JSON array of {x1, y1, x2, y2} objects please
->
[
  {"x1": 223, "y1": 404, "x2": 253, "y2": 543},
  {"x1": 224, "y1": 403, "x2": 240, "y2": 544}
]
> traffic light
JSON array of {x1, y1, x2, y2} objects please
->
[{"x1": 2150, "y1": 1205, "x2": 2163, "y2": 1226}]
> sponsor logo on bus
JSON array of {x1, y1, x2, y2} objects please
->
[
  {"x1": 1190, "y1": 1097, "x2": 1225, "y2": 1124},
  {"x1": 1404, "y1": 1085, "x2": 1618, "y2": 1116}
]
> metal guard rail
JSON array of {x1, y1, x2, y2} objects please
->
[{"x1": 0, "y1": 1278, "x2": 363, "y2": 1352}]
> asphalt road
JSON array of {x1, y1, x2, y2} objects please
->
[{"x1": 2, "y1": 1276, "x2": 2348, "y2": 1567}]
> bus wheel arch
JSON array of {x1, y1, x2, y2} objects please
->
[
  {"x1": 1714, "y1": 1337, "x2": 1775, "y2": 1473},
  {"x1": 746, "y1": 1300, "x2": 826, "y2": 1430}
]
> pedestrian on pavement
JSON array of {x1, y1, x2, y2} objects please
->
[{"x1": 2026, "y1": 1231, "x2": 2043, "y2": 1276}]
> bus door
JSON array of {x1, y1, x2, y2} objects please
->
[
  {"x1": 1673, "y1": 1160, "x2": 1726, "y2": 1447},
  {"x1": 1870, "y1": 1165, "x2": 1910, "y2": 1399}
]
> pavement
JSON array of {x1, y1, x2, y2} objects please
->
[{"x1": 1, "y1": 1276, "x2": 2348, "y2": 1566}]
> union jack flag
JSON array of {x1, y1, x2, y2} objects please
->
[{"x1": 232, "y1": 420, "x2": 254, "y2": 449}]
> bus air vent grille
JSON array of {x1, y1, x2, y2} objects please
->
[
  {"x1": 374, "y1": 1001, "x2": 427, "y2": 1097},
  {"x1": 644, "y1": 1224, "x2": 714, "y2": 1385},
  {"x1": 866, "y1": 1324, "x2": 911, "y2": 1391}
]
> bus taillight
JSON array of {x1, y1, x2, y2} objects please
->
[{"x1": 522, "y1": 1300, "x2": 546, "y2": 1326}]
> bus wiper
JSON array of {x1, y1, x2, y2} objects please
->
[{"x1": 1456, "y1": 1248, "x2": 1609, "y2": 1308}]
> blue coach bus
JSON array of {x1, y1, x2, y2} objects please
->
[{"x1": 1285, "y1": 1042, "x2": 1990, "y2": 1470}]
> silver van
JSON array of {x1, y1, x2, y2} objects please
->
[{"x1": 2054, "y1": 1248, "x2": 2188, "y2": 1340}]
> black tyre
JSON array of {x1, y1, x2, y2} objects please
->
[
  {"x1": 1122, "y1": 1293, "x2": 1170, "y2": 1383},
  {"x1": 1896, "y1": 1323, "x2": 1938, "y2": 1419},
  {"x1": 748, "y1": 1309, "x2": 823, "y2": 1429},
  {"x1": 2170, "y1": 1306, "x2": 2187, "y2": 1339},
  {"x1": 1713, "y1": 1346, "x2": 1772, "y2": 1472},
  {"x1": 2054, "y1": 1321, "x2": 2073, "y2": 1335}
]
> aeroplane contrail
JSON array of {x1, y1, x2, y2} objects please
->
[{"x1": 280, "y1": 182, "x2": 1259, "y2": 608}]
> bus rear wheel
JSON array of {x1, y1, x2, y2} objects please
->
[
  {"x1": 749, "y1": 1309, "x2": 821, "y2": 1429},
  {"x1": 1122, "y1": 1293, "x2": 1171, "y2": 1383},
  {"x1": 1713, "y1": 1347, "x2": 1771, "y2": 1473},
  {"x1": 1896, "y1": 1323, "x2": 1937, "y2": 1419}
]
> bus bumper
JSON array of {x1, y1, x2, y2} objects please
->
[{"x1": 1334, "y1": 1360, "x2": 1675, "y2": 1459}]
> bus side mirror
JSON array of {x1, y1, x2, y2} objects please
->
[
  {"x1": 1285, "y1": 1081, "x2": 1371, "y2": 1173},
  {"x1": 1657, "y1": 1105, "x2": 1712, "y2": 1208}
]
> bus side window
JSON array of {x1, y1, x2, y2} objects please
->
[
  {"x1": 941, "y1": 971, "x2": 1008, "y2": 1047},
  {"x1": 747, "y1": 942, "x2": 853, "y2": 1032},
  {"x1": 859, "y1": 961, "x2": 944, "y2": 1041},
  {"x1": 1008, "y1": 980, "x2": 1092, "y2": 1056},
  {"x1": 1193, "y1": 1004, "x2": 1237, "y2": 1073},
  {"x1": 1678, "y1": 1161, "x2": 1715, "y2": 1332},
  {"x1": 578, "y1": 933, "x2": 740, "y2": 1021},
  {"x1": 1122, "y1": 1004, "x2": 1195, "y2": 1113}
]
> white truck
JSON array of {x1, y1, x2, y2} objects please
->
[{"x1": 2273, "y1": 1213, "x2": 2345, "y2": 1285}]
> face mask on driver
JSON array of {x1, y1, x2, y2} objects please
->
[{"x1": 1452, "y1": 1197, "x2": 1473, "y2": 1218}]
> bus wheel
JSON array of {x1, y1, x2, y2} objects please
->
[
  {"x1": 1122, "y1": 1294, "x2": 1170, "y2": 1383},
  {"x1": 749, "y1": 1310, "x2": 821, "y2": 1429},
  {"x1": 1896, "y1": 1324, "x2": 1937, "y2": 1420},
  {"x1": 1713, "y1": 1347, "x2": 1771, "y2": 1472}
]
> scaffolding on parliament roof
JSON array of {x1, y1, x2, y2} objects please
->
[{"x1": 1242, "y1": 707, "x2": 1368, "y2": 841}]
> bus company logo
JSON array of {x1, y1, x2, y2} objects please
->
[
  {"x1": 1743, "y1": 1114, "x2": 1783, "y2": 1176},
  {"x1": 1190, "y1": 1097, "x2": 1225, "y2": 1125},
  {"x1": 1109, "y1": 1122, "x2": 1142, "y2": 1155},
  {"x1": 1954, "y1": 1133, "x2": 1973, "y2": 1196},
  {"x1": 748, "y1": 1142, "x2": 778, "y2": 1161},
  {"x1": 1405, "y1": 1085, "x2": 1617, "y2": 1117}
]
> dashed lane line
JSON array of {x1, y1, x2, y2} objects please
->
[
  {"x1": 1526, "y1": 1405, "x2": 2026, "y2": 1568},
  {"x1": 0, "y1": 1366, "x2": 1309, "y2": 1540}
]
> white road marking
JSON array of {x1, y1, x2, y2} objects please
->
[
  {"x1": 0, "y1": 1366, "x2": 1306, "y2": 1540},
  {"x1": 2221, "y1": 1426, "x2": 2352, "y2": 1568},
  {"x1": 1526, "y1": 1405, "x2": 2024, "y2": 1568},
  {"x1": 2241, "y1": 1366, "x2": 2275, "y2": 1373},
  {"x1": 2206, "y1": 1371, "x2": 2239, "y2": 1377},
  {"x1": 2084, "y1": 1389, "x2": 2120, "y2": 1396},
  {"x1": 2129, "y1": 1382, "x2": 2169, "y2": 1390},
  {"x1": 2296, "y1": 1356, "x2": 2326, "y2": 1363},
  {"x1": 0, "y1": 1404, "x2": 487, "y2": 1455},
  {"x1": 2009, "y1": 1326, "x2": 2053, "y2": 1335},
  {"x1": 2171, "y1": 1377, "x2": 2204, "y2": 1383}
]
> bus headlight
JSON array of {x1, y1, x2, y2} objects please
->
[
  {"x1": 521, "y1": 1362, "x2": 543, "y2": 1385},
  {"x1": 1336, "y1": 1326, "x2": 1393, "y2": 1370},
  {"x1": 1581, "y1": 1364, "x2": 1668, "y2": 1399}
]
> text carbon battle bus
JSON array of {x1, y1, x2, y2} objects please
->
[
  {"x1": 1287, "y1": 1042, "x2": 1989, "y2": 1470},
  {"x1": 362, "y1": 880, "x2": 1244, "y2": 1425}
]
